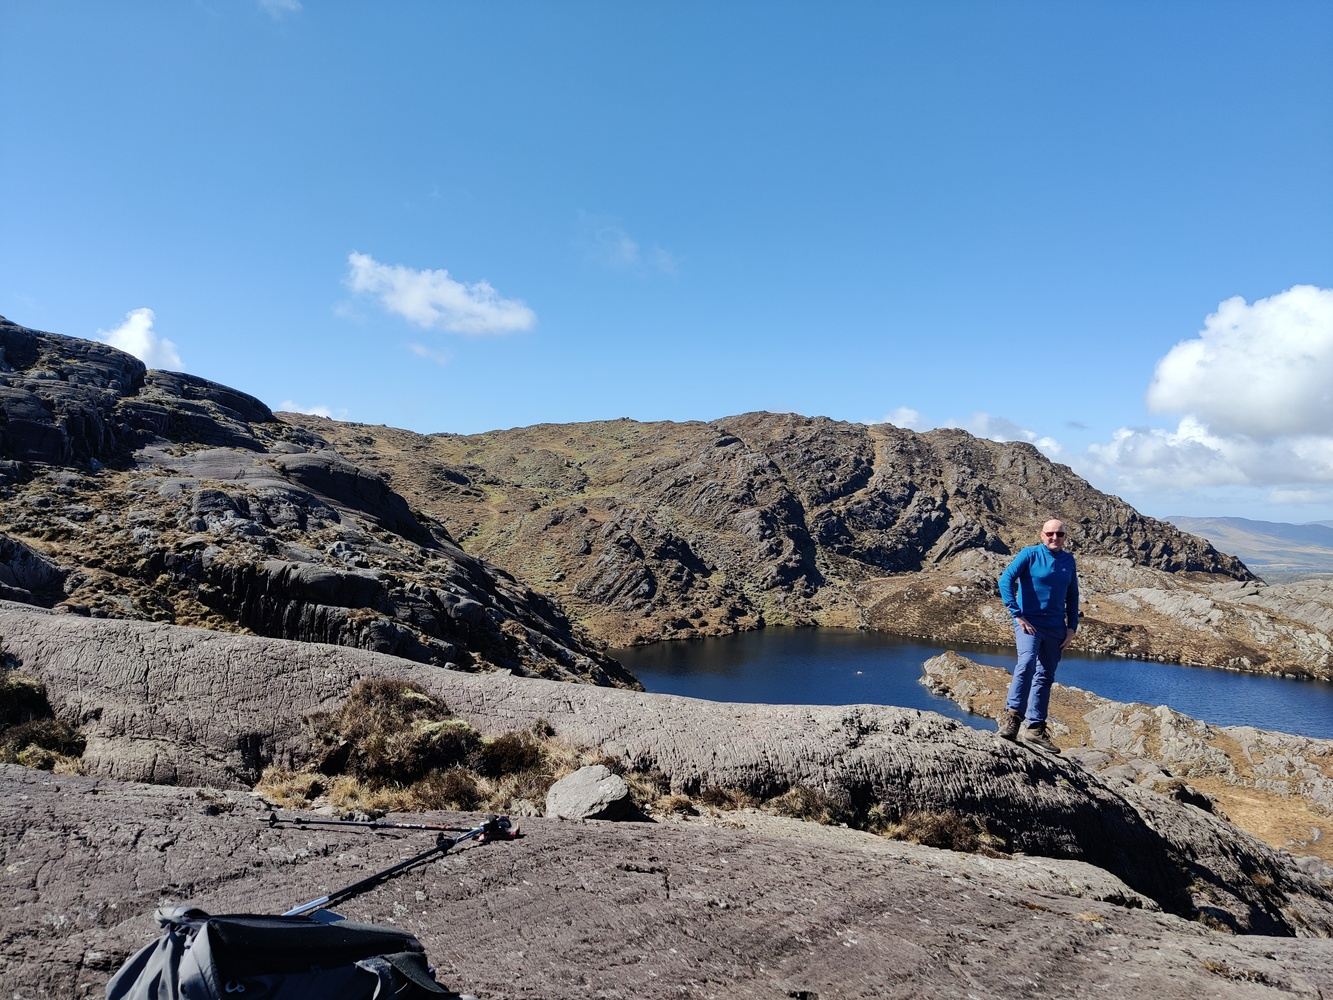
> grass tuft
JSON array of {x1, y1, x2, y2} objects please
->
[
  {"x1": 878, "y1": 809, "x2": 1008, "y2": 856},
  {"x1": 765, "y1": 785, "x2": 855, "y2": 826},
  {"x1": 259, "y1": 678, "x2": 605, "y2": 815},
  {"x1": 0, "y1": 672, "x2": 84, "y2": 772}
]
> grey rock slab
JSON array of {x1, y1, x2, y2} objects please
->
[
  {"x1": 4, "y1": 765, "x2": 1333, "y2": 1000},
  {"x1": 545, "y1": 764, "x2": 636, "y2": 821},
  {"x1": 5, "y1": 605, "x2": 1332, "y2": 935}
]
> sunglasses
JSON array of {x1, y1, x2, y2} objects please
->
[{"x1": 1043, "y1": 531, "x2": 1066, "y2": 538}]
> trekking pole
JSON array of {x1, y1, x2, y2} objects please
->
[
  {"x1": 280, "y1": 815, "x2": 518, "y2": 917},
  {"x1": 267, "y1": 812, "x2": 476, "y2": 834}
]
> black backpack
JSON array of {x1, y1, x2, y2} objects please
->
[{"x1": 106, "y1": 907, "x2": 464, "y2": 999}]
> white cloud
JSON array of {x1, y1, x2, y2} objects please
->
[
  {"x1": 595, "y1": 225, "x2": 640, "y2": 267},
  {"x1": 577, "y1": 213, "x2": 677, "y2": 274},
  {"x1": 97, "y1": 308, "x2": 183, "y2": 370},
  {"x1": 1086, "y1": 418, "x2": 1248, "y2": 490},
  {"x1": 407, "y1": 342, "x2": 451, "y2": 367},
  {"x1": 1087, "y1": 286, "x2": 1333, "y2": 497},
  {"x1": 259, "y1": 0, "x2": 301, "y2": 18},
  {"x1": 952, "y1": 411, "x2": 1064, "y2": 458},
  {"x1": 882, "y1": 406, "x2": 924, "y2": 430},
  {"x1": 872, "y1": 406, "x2": 1063, "y2": 456},
  {"x1": 1268, "y1": 487, "x2": 1329, "y2": 506},
  {"x1": 1093, "y1": 416, "x2": 1333, "y2": 490},
  {"x1": 278, "y1": 400, "x2": 346, "y2": 420},
  {"x1": 345, "y1": 252, "x2": 536, "y2": 335},
  {"x1": 1088, "y1": 422, "x2": 1333, "y2": 489},
  {"x1": 1147, "y1": 285, "x2": 1333, "y2": 438}
]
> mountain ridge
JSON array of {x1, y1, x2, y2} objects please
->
[
  {"x1": 287, "y1": 409, "x2": 1333, "y2": 679},
  {"x1": 1, "y1": 315, "x2": 1329, "y2": 680}
]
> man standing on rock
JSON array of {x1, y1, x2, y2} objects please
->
[{"x1": 996, "y1": 518, "x2": 1079, "y2": 752}]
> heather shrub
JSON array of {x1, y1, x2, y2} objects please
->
[
  {"x1": 410, "y1": 769, "x2": 483, "y2": 810},
  {"x1": 0, "y1": 671, "x2": 52, "y2": 727},
  {"x1": 473, "y1": 730, "x2": 544, "y2": 777},
  {"x1": 307, "y1": 678, "x2": 478, "y2": 786},
  {"x1": 697, "y1": 785, "x2": 759, "y2": 810}
]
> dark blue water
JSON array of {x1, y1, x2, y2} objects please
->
[{"x1": 612, "y1": 628, "x2": 1333, "y2": 740}]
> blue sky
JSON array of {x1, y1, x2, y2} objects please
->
[{"x1": 2, "y1": 2, "x2": 1330, "y2": 522}]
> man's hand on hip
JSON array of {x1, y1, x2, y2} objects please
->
[{"x1": 1015, "y1": 617, "x2": 1036, "y2": 635}]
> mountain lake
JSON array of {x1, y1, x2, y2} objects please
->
[{"x1": 612, "y1": 627, "x2": 1333, "y2": 741}]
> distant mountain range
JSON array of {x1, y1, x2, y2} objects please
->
[{"x1": 1166, "y1": 516, "x2": 1333, "y2": 580}]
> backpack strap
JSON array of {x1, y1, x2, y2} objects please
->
[{"x1": 355, "y1": 951, "x2": 453, "y2": 996}]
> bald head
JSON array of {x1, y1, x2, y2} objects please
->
[{"x1": 1041, "y1": 519, "x2": 1066, "y2": 551}]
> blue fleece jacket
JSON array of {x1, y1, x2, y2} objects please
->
[{"x1": 998, "y1": 544, "x2": 1080, "y2": 631}]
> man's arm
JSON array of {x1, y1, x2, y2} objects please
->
[
  {"x1": 998, "y1": 550, "x2": 1032, "y2": 632},
  {"x1": 1062, "y1": 564, "x2": 1080, "y2": 649}
]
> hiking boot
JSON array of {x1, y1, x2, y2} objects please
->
[
  {"x1": 996, "y1": 708, "x2": 1022, "y2": 741},
  {"x1": 1021, "y1": 721, "x2": 1060, "y2": 754}
]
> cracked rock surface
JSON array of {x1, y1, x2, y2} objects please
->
[{"x1": 3, "y1": 765, "x2": 1333, "y2": 999}]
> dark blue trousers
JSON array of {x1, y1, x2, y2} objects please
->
[{"x1": 1005, "y1": 622, "x2": 1065, "y2": 725}]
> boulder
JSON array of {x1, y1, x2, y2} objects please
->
[
  {"x1": 0, "y1": 534, "x2": 69, "y2": 606},
  {"x1": 545, "y1": 764, "x2": 637, "y2": 821}
]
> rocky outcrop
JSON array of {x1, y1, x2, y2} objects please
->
[
  {"x1": 0, "y1": 317, "x2": 629, "y2": 686},
  {"x1": 286, "y1": 411, "x2": 1332, "y2": 680},
  {"x1": 0, "y1": 535, "x2": 68, "y2": 606},
  {"x1": 0, "y1": 318, "x2": 274, "y2": 465},
  {"x1": 5, "y1": 604, "x2": 1331, "y2": 935},
  {"x1": 0, "y1": 320, "x2": 149, "y2": 465},
  {"x1": 922, "y1": 651, "x2": 1333, "y2": 867},
  {"x1": 8, "y1": 766, "x2": 1333, "y2": 999}
]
